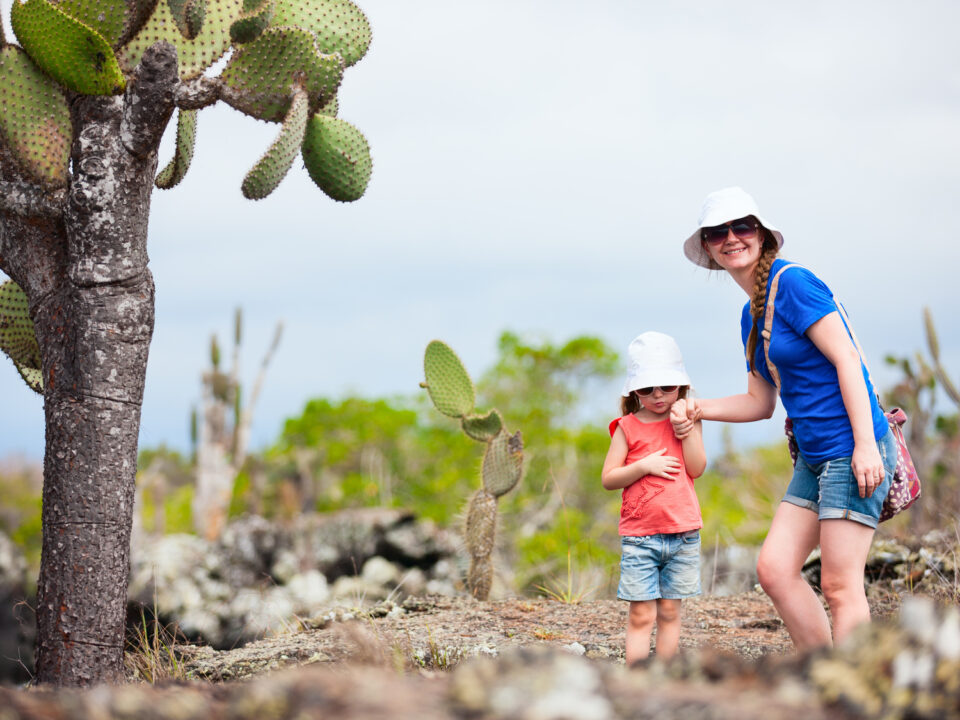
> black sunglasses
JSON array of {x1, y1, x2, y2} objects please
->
[
  {"x1": 635, "y1": 385, "x2": 679, "y2": 396},
  {"x1": 701, "y1": 217, "x2": 759, "y2": 244}
]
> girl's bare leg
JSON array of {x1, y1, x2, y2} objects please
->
[
  {"x1": 625, "y1": 600, "x2": 656, "y2": 665},
  {"x1": 819, "y1": 518, "x2": 875, "y2": 643},
  {"x1": 756, "y1": 502, "x2": 831, "y2": 651},
  {"x1": 654, "y1": 598, "x2": 682, "y2": 659}
]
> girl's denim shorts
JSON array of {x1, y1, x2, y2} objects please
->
[
  {"x1": 783, "y1": 427, "x2": 897, "y2": 528},
  {"x1": 617, "y1": 530, "x2": 701, "y2": 602}
]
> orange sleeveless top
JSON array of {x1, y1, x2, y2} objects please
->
[{"x1": 608, "y1": 414, "x2": 702, "y2": 537}]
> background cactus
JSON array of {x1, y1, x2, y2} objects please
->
[
  {"x1": 0, "y1": 0, "x2": 373, "y2": 685},
  {"x1": 924, "y1": 307, "x2": 960, "y2": 408},
  {"x1": 421, "y1": 340, "x2": 524, "y2": 600}
]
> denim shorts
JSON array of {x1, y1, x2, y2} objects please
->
[
  {"x1": 783, "y1": 428, "x2": 897, "y2": 528},
  {"x1": 617, "y1": 530, "x2": 702, "y2": 602}
]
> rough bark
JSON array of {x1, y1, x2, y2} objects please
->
[{"x1": 0, "y1": 43, "x2": 178, "y2": 687}]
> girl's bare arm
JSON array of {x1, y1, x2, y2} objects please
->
[
  {"x1": 601, "y1": 426, "x2": 681, "y2": 490},
  {"x1": 680, "y1": 421, "x2": 706, "y2": 478}
]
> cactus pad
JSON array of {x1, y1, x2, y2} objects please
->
[
  {"x1": 220, "y1": 26, "x2": 343, "y2": 122},
  {"x1": 482, "y1": 430, "x2": 523, "y2": 497},
  {"x1": 0, "y1": 281, "x2": 43, "y2": 394},
  {"x1": 119, "y1": 0, "x2": 240, "y2": 80},
  {"x1": 0, "y1": 46, "x2": 72, "y2": 187},
  {"x1": 270, "y1": 0, "x2": 371, "y2": 67},
  {"x1": 317, "y1": 92, "x2": 338, "y2": 117},
  {"x1": 11, "y1": 0, "x2": 126, "y2": 95},
  {"x1": 229, "y1": 0, "x2": 273, "y2": 43},
  {"x1": 465, "y1": 488, "x2": 497, "y2": 600},
  {"x1": 467, "y1": 554, "x2": 493, "y2": 600},
  {"x1": 167, "y1": 0, "x2": 207, "y2": 39},
  {"x1": 52, "y1": 0, "x2": 127, "y2": 47},
  {"x1": 461, "y1": 409, "x2": 503, "y2": 442},
  {"x1": 422, "y1": 340, "x2": 475, "y2": 418},
  {"x1": 241, "y1": 85, "x2": 308, "y2": 199},
  {"x1": 155, "y1": 108, "x2": 198, "y2": 189},
  {"x1": 465, "y1": 489, "x2": 497, "y2": 559},
  {"x1": 302, "y1": 113, "x2": 371, "y2": 201}
]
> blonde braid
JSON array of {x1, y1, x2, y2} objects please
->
[{"x1": 745, "y1": 232, "x2": 780, "y2": 374}]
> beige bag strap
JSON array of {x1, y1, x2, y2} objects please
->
[
  {"x1": 832, "y1": 300, "x2": 879, "y2": 399},
  {"x1": 758, "y1": 263, "x2": 878, "y2": 398},
  {"x1": 756, "y1": 263, "x2": 801, "y2": 392}
]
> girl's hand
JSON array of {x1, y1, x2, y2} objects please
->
[
  {"x1": 670, "y1": 400, "x2": 696, "y2": 439},
  {"x1": 852, "y1": 442, "x2": 885, "y2": 498},
  {"x1": 638, "y1": 448, "x2": 681, "y2": 480}
]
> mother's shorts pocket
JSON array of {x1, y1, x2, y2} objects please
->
[{"x1": 680, "y1": 530, "x2": 700, "y2": 544}]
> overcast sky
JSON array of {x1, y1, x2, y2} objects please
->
[{"x1": 1, "y1": 0, "x2": 958, "y2": 463}]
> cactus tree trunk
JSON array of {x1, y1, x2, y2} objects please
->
[
  {"x1": 0, "y1": 45, "x2": 177, "y2": 687},
  {"x1": 33, "y1": 91, "x2": 163, "y2": 685}
]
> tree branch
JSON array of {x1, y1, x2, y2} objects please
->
[
  {"x1": 176, "y1": 75, "x2": 222, "y2": 110},
  {"x1": 0, "y1": 181, "x2": 65, "y2": 220},
  {"x1": 121, "y1": 42, "x2": 179, "y2": 158}
]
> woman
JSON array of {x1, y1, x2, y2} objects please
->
[{"x1": 673, "y1": 187, "x2": 896, "y2": 650}]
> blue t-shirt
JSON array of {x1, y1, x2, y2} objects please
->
[{"x1": 740, "y1": 259, "x2": 887, "y2": 464}]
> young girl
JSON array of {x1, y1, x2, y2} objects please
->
[{"x1": 601, "y1": 331, "x2": 706, "y2": 664}]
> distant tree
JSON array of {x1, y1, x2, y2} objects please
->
[
  {"x1": 193, "y1": 308, "x2": 282, "y2": 540},
  {"x1": 0, "y1": 0, "x2": 372, "y2": 686}
]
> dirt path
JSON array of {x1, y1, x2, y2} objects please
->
[{"x1": 177, "y1": 590, "x2": 813, "y2": 680}]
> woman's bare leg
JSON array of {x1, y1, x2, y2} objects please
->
[
  {"x1": 819, "y1": 518, "x2": 875, "y2": 643},
  {"x1": 625, "y1": 600, "x2": 656, "y2": 665},
  {"x1": 756, "y1": 502, "x2": 831, "y2": 650}
]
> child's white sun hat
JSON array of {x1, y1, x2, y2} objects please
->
[
  {"x1": 622, "y1": 331, "x2": 691, "y2": 396},
  {"x1": 683, "y1": 186, "x2": 784, "y2": 268}
]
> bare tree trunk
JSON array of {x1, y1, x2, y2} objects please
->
[
  {"x1": 30, "y1": 91, "x2": 161, "y2": 684},
  {"x1": 34, "y1": 282, "x2": 154, "y2": 683},
  {"x1": 7, "y1": 46, "x2": 179, "y2": 686}
]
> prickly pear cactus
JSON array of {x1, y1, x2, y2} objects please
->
[
  {"x1": 121, "y1": 0, "x2": 372, "y2": 199},
  {"x1": 421, "y1": 340, "x2": 524, "y2": 600},
  {"x1": 0, "y1": 281, "x2": 43, "y2": 394},
  {"x1": 155, "y1": 108, "x2": 198, "y2": 189},
  {"x1": 241, "y1": 85, "x2": 309, "y2": 199},
  {"x1": 0, "y1": 45, "x2": 72, "y2": 187},
  {"x1": 11, "y1": 0, "x2": 127, "y2": 95},
  {"x1": 422, "y1": 340, "x2": 475, "y2": 419},
  {"x1": 229, "y1": 0, "x2": 274, "y2": 43}
]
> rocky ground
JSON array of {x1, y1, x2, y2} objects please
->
[
  {"x1": 0, "y1": 516, "x2": 956, "y2": 718},
  {"x1": 2, "y1": 586, "x2": 958, "y2": 720},
  {"x1": 174, "y1": 590, "x2": 798, "y2": 681}
]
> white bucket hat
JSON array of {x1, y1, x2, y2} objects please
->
[
  {"x1": 621, "y1": 331, "x2": 691, "y2": 396},
  {"x1": 683, "y1": 186, "x2": 784, "y2": 268}
]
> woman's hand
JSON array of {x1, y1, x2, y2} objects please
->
[
  {"x1": 670, "y1": 399, "x2": 701, "y2": 439},
  {"x1": 852, "y1": 442, "x2": 885, "y2": 498},
  {"x1": 638, "y1": 448, "x2": 681, "y2": 481}
]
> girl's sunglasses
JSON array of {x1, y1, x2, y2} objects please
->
[
  {"x1": 635, "y1": 385, "x2": 679, "y2": 396},
  {"x1": 701, "y1": 217, "x2": 759, "y2": 244}
]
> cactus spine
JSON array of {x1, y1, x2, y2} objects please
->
[{"x1": 421, "y1": 340, "x2": 523, "y2": 600}]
